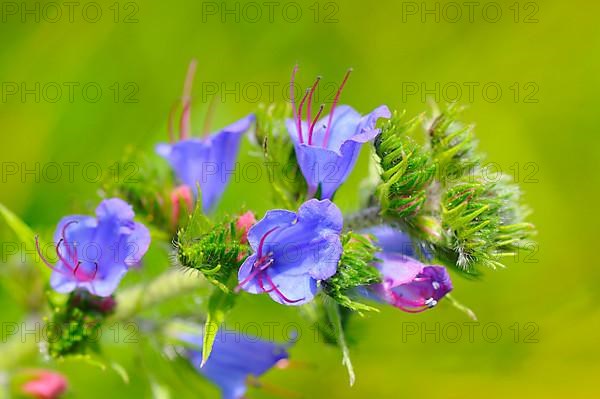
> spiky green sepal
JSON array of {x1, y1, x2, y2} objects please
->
[
  {"x1": 375, "y1": 111, "x2": 436, "y2": 220},
  {"x1": 438, "y1": 175, "x2": 535, "y2": 271},
  {"x1": 322, "y1": 232, "x2": 381, "y2": 313},
  {"x1": 176, "y1": 206, "x2": 246, "y2": 293},
  {"x1": 428, "y1": 104, "x2": 479, "y2": 185}
]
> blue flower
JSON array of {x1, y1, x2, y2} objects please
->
[
  {"x1": 363, "y1": 226, "x2": 452, "y2": 312},
  {"x1": 35, "y1": 198, "x2": 151, "y2": 297},
  {"x1": 236, "y1": 199, "x2": 343, "y2": 306},
  {"x1": 180, "y1": 329, "x2": 290, "y2": 399},
  {"x1": 156, "y1": 114, "x2": 254, "y2": 212},
  {"x1": 286, "y1": 66, "x2": 390, "y2": 199},
  {"x1": 156, "y1": 60, "x2": 254, "y2": 212}
]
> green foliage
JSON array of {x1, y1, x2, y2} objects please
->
[
  {"x1": 375, "y1": 111, "x2": 436, "y2": 220},
  {"x1": 46, "y1": 291, "x2": 114, "y2": 359},
  {"x1": 176, "y1": 204, "x2": 246, "y2": 293},
  {"x1": 322, "y1": 232, "x2": 381, "y2": 313},
  {"x1": 255, "y1": 103, "x2": 307, "y2": 208}
]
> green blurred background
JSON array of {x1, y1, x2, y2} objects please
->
[{"x1": 1, "y1": 0, "x2": 599, "y2": 397}]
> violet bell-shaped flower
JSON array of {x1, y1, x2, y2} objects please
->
[
  {"x1": 236, "y1": 199, "x2": 343, "y2": 306},
  {"x1": 156, "y1": 60, "x2": 254, "y2": 212},
  {"x1": 364, "y1": 225, "x2": 452, "y2": 313},
  {"x1": 35, "y1": 198, "x2": 151, "y2": 297},
  {"x1": 286, "y1": 65, "x2": 390, "y2": 199},
  {"x1": 179, "y1": 329, "x2": 291, "y2": 399}
]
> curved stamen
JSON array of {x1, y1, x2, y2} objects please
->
[
  {"x1": 257, "y1": 227, "x2": 279, "y2": 259},
  {"x1": 35, "y1": 236, "x2": 60, "y2": 273},
  {"x1": 235, "y1": 266, "x2": 263, "y2": 292},
  {"x1": 55, "y1": 239, "x2": 74, "y2": 272},
  {"x1": 180, "y1": 101, "x2": 192, "y2": 140},
  {"x1": 258, "y1": 273, "x2": 277, "y2": 293},
  {"x1": 60, "y1": 220, "x2": 78, "y2": 263},
  {"x1": 202, "y1": 94, "x2": 220, "y2": 136},
  {"x1": 306, "y1": 76, "x2": 321, "y2": 128},
  {"x1": 290, "y1": 64, "x2": 303, "y2": 144},
  {"x1": 263, "y1": 272, "x2": 304, "y2": 304},
  {"x1": 322, "y1": 68, "x2": 352, "y2": 149},
  {"x1": 180, "y1": 59, "x2": 198, "y2": 140},
  {"x1": 167, "y1": 101, "x2": 179, "y2": 143},
  {"x1": 296, "y1": 88, "x2": 311, "y2": 145},
  {"x1": 308, "y1": 104, "x2": 325, "y2": 146}
]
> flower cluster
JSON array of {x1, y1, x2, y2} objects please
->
[{"x1": 6, "y1": 61, "x2": 534, "y2": 399}]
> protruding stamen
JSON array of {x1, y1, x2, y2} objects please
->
[
  {"x1": 308, "y1": 104, "x2": 325, "y2": 146},
  {"x1": 202, "y1": 94, "x2": 220, "y2": 136},
  {"x1": 263, "y1": 272, "x2": 304, "y2": 304},
  {"x1": 35, "y1": 236, "x2": 59, "y2": 273},
  {"x1": 296, "y1": 88, "x2": 311, "y2": 144},
  {"x1": 167, "y1": 101, "x2": 179, "y2": 143},
  {"x1": 306, "y1": 76, "x2": 321, "y2": 127},
  {"x1": 322, "y1": 68, "x2": 352, "y2": 148},
  {"x1": 55, "y1": 239, "x2": 74, "y2": 272},
  {"x1": 257, "y1": 227, "x2": 279, "y2": 259},
  {"x1": 290, "y1": 64, "x2": 303, "y2": 144},
  {"x1": 180, "y1": 59, "x2": 198, "y2": 140},
  {"x1": 60, "y1": 220, "x2": 78, "y2": 263}
]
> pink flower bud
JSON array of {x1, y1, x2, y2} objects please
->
[
  {"x1": 170, "y1": 185, "x2": 194, "y2": 227},
  {"x1": 235, "y1": 211, "x2": 256, "y2": 244},
  {"x1": 22, "y1": 370, "x2": 67, "y2": 399}
]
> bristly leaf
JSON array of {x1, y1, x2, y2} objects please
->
[
  {"x1": 375, "y1": 111, "x2": 436, "y2": 220},
  {"x1": 322, "y1": 232, "x2": 381, "y2": 314},
  {"x1": 175, "y1": 204, "x2": 245, "y2": 293},
  {"x1": 255, "y1": 103, "x2": 307, "y2": 209}
]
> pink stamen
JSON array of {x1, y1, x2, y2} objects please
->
[
  {"x1": 322, "y1": 68, "x2": 352, "y2": 149},
  {"x1": 180, "y1": 102, "x2": 192, "y2": 140},
  {"x1": 263, "y1": 272, "x2": 304, "y2": 304},
  {"x1": 257, "y1": 227, "x2": 279, "y2": 258},
  {"x1": 290, "y1": 64, "x2": 303, "y2": 144},
  {"x1": 35, "y1": 236, "x2": 60, "y2": 273},
  {"x1": 167, "y1": 101, "x2": 179, "y2": 143},
  {"x1": 306, "y1": 77, "x2": 321, "y2": 128},
  {"x1": 73, "y1": 261, "x2": 98, "y2": 283},
  {"x1": 60, "y1": 220, "x2": 78, "y2": 262},
  {"x1": 308, "y1": 104, "x2": 325, "y2": 146},
  {"x1": 202, "y1": 94, "x2": 219, "y2": 136},
  {"x1": 296, "y1": 88, "x2": 311, "y2": 144},
  {"x1": 180, "y1": 59, "x2": 198, "y2": 140},
  {"x1": 55, "y1": 239, "x2": 74, "y2": 272}
]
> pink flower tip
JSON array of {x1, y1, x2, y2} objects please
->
[
  {"x1": 22, "y1": 371, "x2": 67, "y2": 399},
  {"x1": 170, "y1": 185, "x2": 195, "y2": 226},
  {"x1": 235, "y1": 211, "x2": 257, "y2": 244}
]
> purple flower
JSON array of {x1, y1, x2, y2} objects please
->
[
  {"x1": 286, "y1": 66, "x2": 390, "y2": 199},
  {"x1": 364, "y1": 226, "x2": 452, "y2": 312},
  {"x1": 180, "y1": 329, "x2": 290, "y2": 399},
  {"x1": 236, "y1": 199, "x2": 343, "y2": 306},
  {"x1": 35, "y1": 198, "x2": 150, "y2": 297},
  {"x1": 156, "y1": 60, "x2": 254, "y2": 212}
]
